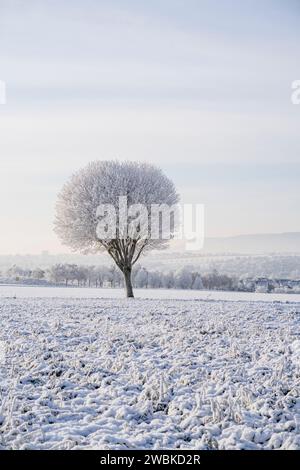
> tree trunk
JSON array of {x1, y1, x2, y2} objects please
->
[{"x1": 123, "y1": 267, "x2": 134, "y2": 298}]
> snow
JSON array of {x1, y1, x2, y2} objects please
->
[
  {"x1": 1, "y1": 284, "x2": 300, "y2": 303},
  {"x1": 0, "y1": 293, "x2": 300, "y2": 450}
]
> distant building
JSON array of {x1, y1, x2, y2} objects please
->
[
  {"x1": 238, "y1": 278, "x2": 255, "y2": 292},
  {"x1": 255, "y1": 278, "x2": 272, "y2": 293},
  {"x1": 238, "y1": 277, "x2": 300, "y2": 293}
]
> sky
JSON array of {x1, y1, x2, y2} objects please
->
[{"x1": 0, "y1": 0, "x2": 299, "y2": 254}]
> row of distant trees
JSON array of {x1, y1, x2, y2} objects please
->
[{"x1": 3, "y1": 264, "x2": 238, "y2": 291}]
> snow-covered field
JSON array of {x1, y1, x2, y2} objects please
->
[
  {"x1": 1, "y1": 284, "x2": 300, "y2": 303},
  {"x1": 0, "y1": 294, "x2": 300, "y2": 450}
]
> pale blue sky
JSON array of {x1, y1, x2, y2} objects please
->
[{"x1": 0, "y1": 0, "x2": 299, "y2": 253}]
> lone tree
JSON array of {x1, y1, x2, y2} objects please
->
[{"x1": 54, "y1": 161, "x2": 179, "y2": 297}]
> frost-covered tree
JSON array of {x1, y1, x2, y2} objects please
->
[
  {"x1": 47, "y1": 263, "x2": 67, "y2": 284},
  {"x1": 192, "y1": 274, "x2": 204, "y2": 290},
  {"x1": 147, "y1": 270, "x2": 163, "y2": 288},
  {"x1": 94, "y1": 266, "x2": 109, "y2": 288},
  {"x1": 6, "y1": 265, "x2": 25, "y2": 279},
  {"x1": 32, "y1": 268, "x2": 45, "y2": 280},
  {"x1": 174, "y1": 267, "x2": 194, "y2": 289},
  {"x1": 86, "y1": 265, "x2": 96, "y2": 287},
  {"x1": 73, "y1": 265, "x2": 88, "y2": 286},
  {"x1": 134, "y1": 266, "x2": 149, "y2": 288},
  {"x1": 54, "y1": 161, "x2": 179, "y2": 297},
  {"x1": 162, "y1": 271, "x2": 174, "y2": 289}
]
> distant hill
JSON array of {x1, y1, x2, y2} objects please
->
[
  {"x1": 0, "y1": 233, "x2": 300, "y2": 272},
  {"x1": 202, "y1": 232, "x2": 300, "y2": 254}
]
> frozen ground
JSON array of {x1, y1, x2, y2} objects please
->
[
  {"x1": 0, "y1": 295, "x2": 300, "y2": 450},
  {"x1": 1, "y1": 284, "x2": 300, "y2": 303}
]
